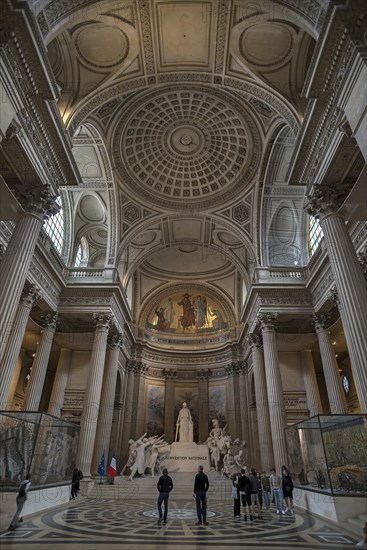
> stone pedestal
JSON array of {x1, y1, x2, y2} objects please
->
[{"x1": 162, "y1": 442, "x2": 210, "y2": 473}]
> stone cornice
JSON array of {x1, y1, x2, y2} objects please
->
[{"x1": 1, "y1": 5, "x2": 80, "y2": 189}]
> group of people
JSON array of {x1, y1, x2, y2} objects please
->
[
  {"x1": 232, "y1": 466, "x2": 295, "y2": 520},
  {"x1": 156, "y1": 465, "x2": 210, "y2": 526}
]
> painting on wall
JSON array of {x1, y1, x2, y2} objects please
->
[
  {"x1": 146, "y1": 384, "x2": 165, "y2": 437},
  {"x1": 174, "y1": 386, "x2": 199, "y2": 443},
  {"x1": 209, "y1": 385, "x2": 227, "y2": 428},
  {"x1": 146, "y1": 291, "x2": 228, "y2": 334}
]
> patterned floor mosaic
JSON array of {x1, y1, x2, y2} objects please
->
[{"x1": 0, "y1": 496, "x2": 361, "y2": 549}]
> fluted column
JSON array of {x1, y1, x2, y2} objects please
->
[
  {"x1": 197, "y1": 369, "x2": 210, "y2": 443},
  {"x1": 301, "y1": 350, "x2": 323, "y2": 417},
  {"x1": 120, "y1": 362, "x2": 137, "y2": 466},
  {"x1": 238, "y1": 363, "x2": 250, "y2": 448},
  {"x1": 23, "y1": 312, "x2": 58, "y2": 411},
  {"x1": 225, "y1": 365, "x2": 236, "y2": 436},
  {"x1": 48, "y1": 349, "x2": 72, "y2": 417},
  {"x1": 248, "y1": 334, "x2": 274, "y2": 472},
  {"x1": 163, "y1": 369, "x2": 176, "y2": 443},
  {"x1": 314, "y1": 313, "x2": 348, "y2": 414},
  {"x1": 306, "y1": 183, "x2": 367, "y2": 411},
  {"x1": 0, "y1": 185, "x2": 58, "y2": 361},
  {"x1": 76, "y1": 313, "x2": 113, "y2": 477},
  {"x1": 91, "y1": 334, "x2": 123, "y2": 475},
  {"x1": 0, "y1": 284, "x2": 41, "y2": 408},
  {"x1": 258, "y1": 313, "x2": 287, "y2": 471}
]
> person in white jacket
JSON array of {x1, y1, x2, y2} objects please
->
[{"x1": 8, "y1": 474, "x2": 31, "y2": 530}]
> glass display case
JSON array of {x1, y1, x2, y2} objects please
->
[
  {"x1": 0, "y1": 411, "x2": 80, "y2": 489},
  {"x1": 285, "y1": 414, "x2": 367, "y2": 495}
]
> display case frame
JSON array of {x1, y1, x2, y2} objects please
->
[{"x1": 285, "y1": 414, "x2": 367, "y2": 496}]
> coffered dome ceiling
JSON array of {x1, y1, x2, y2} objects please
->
[{"x1": 112, "y1": 85, "x2": 261, "y2": 208}]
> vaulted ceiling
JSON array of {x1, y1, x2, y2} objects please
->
[{"x1": 34, "y1": 0, "x2": 322, "y2": 330}]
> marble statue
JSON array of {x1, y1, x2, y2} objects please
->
[{"x1": 175, "y1": 402, "x2": 194, "y2": 442}]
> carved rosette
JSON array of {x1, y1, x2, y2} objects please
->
[
  {"x1": 93, "y1": 312, "x2": 114, "y2": 331},
  {"x1": 257, "y1": 312, "x2": 277, "y2": 331},
  {"x1": 247, "y1": 333, "x2": 263, "y2": 350},
  {"x1": 11, "y1": 183, "x2": 60, "y2": 220},
  {"x1": 20, "y1": 284, "x2": 41, "y2": 308},
  {"x1": 305, "y1": 182, "x2": 350, "y2": 219},
  {"x1": 313, "y1": 312, "x2": 330, "y2": 332},
  {"x1": 41, "y1": 312, "x2": 58, "y2": 331}
]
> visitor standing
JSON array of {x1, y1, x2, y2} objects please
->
[
  {"x1": 8, "y1": 474, "x2": 31, "y2": 530},
  {"x1": 157, "y1": 468, "x2": 173, "y2": 524},
  {"x1": 270, "y1": 467, "x2": 285, "y2": 514},
  {"x1": 193, "y1": 465, "x2": 209, "y2": 525}
]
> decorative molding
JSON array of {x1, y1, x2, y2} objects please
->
[
  {"x1": 313, "y1": 312, "x2": 330, "y2": 332},
  {"x1": 305, "y1": 181, "x2": 351, "y2": 218}
]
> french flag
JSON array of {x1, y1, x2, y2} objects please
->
[{"x1": 107, "y1": 452, "x2": 117, "y2": 477}]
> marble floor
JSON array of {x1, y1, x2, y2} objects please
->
[{"x1": 0, "y1": 474, "x2": 363, "y2": 550}]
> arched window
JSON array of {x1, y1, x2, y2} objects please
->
[
  {"x1": 43, "y1": 196, "x2": 64, "y2": 255},
  {"x1": 74, "y1": 236, "x2": 89, "y2": 267},
  {"x1": 309, "y1": 215, "x2": 323, "y2": 257}
]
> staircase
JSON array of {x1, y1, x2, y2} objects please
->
[{"x1": 87, "y1": 471, "x2": 233, "y2": 503}]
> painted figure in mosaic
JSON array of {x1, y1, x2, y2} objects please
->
[
  {"x1": 154, "y1": 307, "x2": 168, "y2": 331},
  {"x1": 163, "y1": 297, "x2": 175, "y2": 328},
  {"x1": 177, "y1": 293, "x2": 195, "y2": 330},
  {"x1": 175, "y1": 402, "x2": 194, "y2": 442},
  {"x1": 194, "y1": 295, "x2": 207, "y2": 329}
]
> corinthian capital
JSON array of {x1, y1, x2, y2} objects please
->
[
  {"x1": 313, "y1": 312, "x2": 330, "y2": 332},
  {"x1": 247, "y1": 333, "x2": 263, "y2": 350},
  {"x1": 41, "y1": 312, "x2": 58, "y2": 330},
  {"x1": 93, "y1": 312, "x2": 114, "y2": 330},
  {"x1": 12, "y1": 183, "x2": 59, "y2": 219},
  {"x1": 108, "y1": 333, "x2": 124, "y2": 349},
  {"x1": 257, "y1": 312, "x2": 277, "y2": 330},
  {"x1": 305, "y1": 182, "x2": 350, "y2": 218},
  {"x1": 20, "y1": 284, "x2": 42, "y2": 308}
]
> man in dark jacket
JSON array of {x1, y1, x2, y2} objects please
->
[
  {"x1": 157, "y1": 468, "x2": 173, "y2": 524},
  {"x1": 238, "y1": 468, "x2": 253, "y2": 521},
  {"x1": 193, "y1": 465, "x2": 210, "y2": 525}
]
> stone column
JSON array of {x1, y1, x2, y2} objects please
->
[
  {"x1": 300, "y1": 350, "x2": 323, "y2": 417},
  {"x1": 232, "y1": 364, "x2": 242, "y2": 437},
  {"x1": 120, "y1": 362, "x2": 137, "y2": 467},
  {"x1": 197, "y1": 369, "x2": 210, "y2": 443},
  {"x1": 48, "y1": 349, "x2": 72, "y2": 417},
  {"x1": 23, "y1": 312, "x2": 58, "y2": 411},
  {"x1": 76, "y1": 313, "x2": 113, "y2": 478},
  {"x1": 238, "y1": 363, "x2": 250, "y2": 449},
  {"x1": 314, "y1": 313, "x2": 348, "y2": 414},
  {"x1": 0, "y1": 284, "x2": 41, "y2": 408},
  {"x1": 306, "y1": 183, "x2": 367, "y2": 411},
  {"x1": 134, "y1": 365, "x2": 148, "y2": 438},
  {"x1": 163, "y1": 369, "x2": 176, "y2": 443},
  {"x1": 258, "y1": 313, "x2": 288, "y2": 471},
  {"x1": 0, "y1": 185, "x2": 58, "y2": 361},
  {"x1": 248, "y1": 334, "x2": 274, "y2": 472},
  {"x1": 91, "y1": 334, "x2": 123, "y2": 475},
  {"x1": 225, "y1": 365, "x2": 236, "y2": 436}
]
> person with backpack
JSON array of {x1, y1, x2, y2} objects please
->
[
  {"x1": 249, "y1": 468, "x2": 261, "y2": 519},
  {"x1": 8, "y1": 474, "x2": 31, "y2": 530},
  {"x1": 238, "y1": 468, "x2": 253, "y2": 521},
  {"x1": 70, "y1": 467, "x2": 83, "y2": 500}
]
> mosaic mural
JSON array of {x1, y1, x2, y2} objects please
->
[{"x1": 147, "y1": 291, "x2": 228, "y2": 334}]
